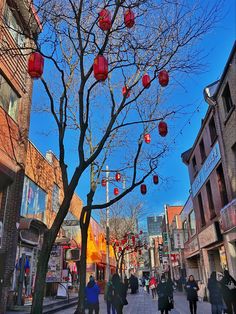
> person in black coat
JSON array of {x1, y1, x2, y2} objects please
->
[
  {"x1": 185, "y1": 275, "x2": 199, "y2": 314},
  {"x1": 157, "y1": 275, "x2": 174, "y2": 314},
  {"x1": 111, "y1": 273, "x2": 128, "y2": 314},
  {"x1": 207, "y1": 272, "x2": 224, "y2": 314},
  {"x1": 220, "y1": 270, "x2": 236, "y2": 314}
]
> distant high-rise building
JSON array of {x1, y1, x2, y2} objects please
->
[{"x1": 147, "y1": 215, "x2": 163, "y2": 236}]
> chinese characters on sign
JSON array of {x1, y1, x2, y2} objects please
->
[{"x1": 173, "y1": 229, "x2": 184, "y2": 249}]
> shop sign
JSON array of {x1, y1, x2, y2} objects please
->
[
  {"x1": 185, "y1": 237, "x2": 199, "y2": 257},
  {"x1": 173, "y1": 229, "x2": 184, "y2": 249},
  {"x1": 46, "y1": 245, "x2": 62, "y2": 282},
  {"x1": 220, "y1": 199, "x2": 236, "y2": 233},
  {"x1": 192, "y1": 141, "x2": 221, "y2": 197},
  {"x1": 20, "y1": 227, "x2": 40, "y2": 245},
  {"x1": 198, "y1": 223, "x2": 218, "y2": 248}
]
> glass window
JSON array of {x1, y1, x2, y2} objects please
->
[
  {"x1": 21, "y1": 176, "x2": 47, "y2": 221},
  {"x1": 189, "y1": 210, "x2": 196, "y2": 236},
  {"x1": 192, "y1": 156, "x2": 197, "y2": 173},
  {"x1": 216, "y1": 164, "x2": 228, "y2": 207},
  {"x1": 0, "y1": 75, "x2": 19, "y2": 120},
  {"x1": 197, "y1": 193, "x2": 206, "y2": 227},
  {"x1": 209, "y1": 116, "x2": 217, "y2": 144},
  {"x1": 52, "y1": 184, "x2": 60, "y2": 213},
  {"x1": 222, "y1": 83, "x2": 233, "y2": 115},
  {"x1": 199, "y1": 139, "x2": 206, "y2": 163},
  {"x1": 206, "y1": 180, "x2": 216, "y2": 218}
]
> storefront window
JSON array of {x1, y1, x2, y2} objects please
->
[
  {"x1": 189, "y1": 210, "x2": 196, "y2": 236},
  {"x1": 21, "y1": 176, "x2": 47, "y2": 221}
]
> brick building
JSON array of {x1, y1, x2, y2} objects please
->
[
  {"x1": 0, "y1": 0, "x2": 40, "y2": 310},
  {"x1": 204, "y1": 42, "x2": 236, "y2": 278}
]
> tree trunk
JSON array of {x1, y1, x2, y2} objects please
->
[
  {"x1": 31, "y1": 231, "x2": 53, "y2": 314},
  {"x1": 74, "y1": 207, "x2": 91, "y2": 314}
]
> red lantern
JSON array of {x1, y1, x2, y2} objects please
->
[
  {"x1": 98, "y1": 9, "x2": 112, "y2": 31},
  {"x1": 28, "y1": 52, "x2": 44, "y2": 79},
  {"x1": 119, "y1": 247, "x2": 122, "y2": 252},
  {"x1": 122, "y1": 86, "x2": 130, "y2": 98},
  {"x1": 153, "y1": 175, "x2": 159, "y2": 184},
  {"x1": 114, "y1": 187, "x2": 119, "y2": 196},
  {"x1": 93, "y1": 55, "x2": 108, "y2": 81},
  {"x1": 142, "y1": 74, "x2": 151, "y2": 88},
  {"x1": 144, "y1": 134, "x2": 151, "y2": 144},
  {"x1": 101, "y1": 178, "x2": 106, "y2": 187},
  {"x1": 124, "y1": 9, "x2": 135, "y2": 28},
  {"x1": 121, "y1": 239, "x2": 126, "y2": 245},
  {"x1": 115, "y1": 172, "x2": 121, "y2": 182},
  {"x1": 158, "y1": 121, "x2": 168, "y2": 137},
  {"x1": 141, "y1": 184, "x2": 147, "y2": 195},
  {"x1": 126, "y1": 245, "x2": 130, "y2": 250},
  {"x1": 132, "y1": 235, "x2": 135, "y2": 243},
  {"x1": 158, "y1": 70, "x2": 169, "y2": 87},
  {"x1": 139, "y1": 230, "x2": 143, "y2": 235}
]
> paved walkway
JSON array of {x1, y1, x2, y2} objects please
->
[{"x1": 57, "y1": 288, "x2": 212, "y2": 313}]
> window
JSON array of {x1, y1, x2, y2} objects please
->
[
  {"x1": 209, "y1": 116, "x2": 217, "y2": 144},
  {"x1": 206, "y1": 180, "x2": 216, "y2": 218},
  {"x1": 199, "y1": 139, "x2": 206, "y2": 163},
  {"x1": 52, "y1": 184, "x2": 60, "y2": 213},
  {"x1": 197, "y1": 193, "x2": 206, "y2": 227},
  {"x1": 192, "y1": 156, "x2": 197, "y2": 174},
  {"x1": 189, "y1": 210, "x2": 196, "y2": 235},
  {"x1": 183, "y1": 220, "x2": 189, "y2": 242},
  {"x1": 0, "y1": 74, "x2": 19, "y2": 120},
  {"x1": 21, "y1": 177, "x2": 47, "y2": 221},
  {"x1": 4, "y1": 4, "x2": 25, "y2": 48},
  {"x1": 216, "y1": 164, "x2": 228, "y2": 207},
  {"x1": 222, "y1": 83, "x2": 233, "y2": 115}
]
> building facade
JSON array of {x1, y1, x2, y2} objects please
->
[
  {"x1": 0, "y1": 0, "x2": 40, "y2": 310},
  {"x1": 147, "y1": 215, "x2": 162, "y2": 236}
]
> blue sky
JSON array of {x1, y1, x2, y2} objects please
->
[{"x1": 29, "y1": 0, "x2": 236, "y2": 231}]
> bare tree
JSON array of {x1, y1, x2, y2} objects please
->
[{"x1": 0, "y1": 0, "x2": 224, "y2": 313}]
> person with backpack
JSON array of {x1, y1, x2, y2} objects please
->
[
  {"x1": 185, "y1": 275, "x2": 199, "y2": 314},
  {"x1": 208, "y1": 271, "x2": 224, "y2": 314},
  {"x1": 104, "y1": 276, "x2": 116, "y2": 314},
  {"x1": 111, "y1": 273, "x2": 128, "y2": 314},
  {"x1": 85, "y1": 276, "x2": 100, "y2": 314}
]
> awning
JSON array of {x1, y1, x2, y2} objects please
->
[{"x1": 19, "y1": 217, "x2": 47, "y2": 246}]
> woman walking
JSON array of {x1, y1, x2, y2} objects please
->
[
  {"x1": 207, "y1": 271, "x2": 224, "y2": 314},
  {"x1": 104, "y1": 276, "x2": 116, "y2": 314},
  {"x1": 111, "y1": 273, "x2": 128, "y2": 314},
  {"x1": 157, "y1": 275, "x2": 174, "y2": 314},
  {"x1": 185, "y1": 275, "x2": 199, "y2": 314},
  {"x1": 149, "y1": 276, "x2": 157, "y2": 299}
]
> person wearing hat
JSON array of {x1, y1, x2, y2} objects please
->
[{"x1": 85, "y1": 276, "x2": 100, "y2": 314}]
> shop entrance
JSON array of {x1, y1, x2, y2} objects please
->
[{"x1": 208, "y1": 249, "x2": 222, "y2": 274}]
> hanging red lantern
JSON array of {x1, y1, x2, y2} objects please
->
[
  {"x1": 122, "y1": 86, "x2": 131, "y2": 98},
  {"x1": 119, "y1": 246, "x2": 122, "y2": 252},
  {"x1": 158, "y1": 70, "x2": 169, "y2": 87},
  {"x1": 116, "y1": 241, "x2": 120, "y2": 246},
  {"x1": 115, "y1": 172, "x2": 121, "y2": 182},
  {"x1": 139, "y1": 230, "x2": 143, "y2": 235},
  {"x1": 101, "y1": 178, "x2": 106, "y2": 187},
  {"x1": 114, "y1": 187, "x2": 119, "y2": 196},
  {"x1": 121, "y1": 239, "x2": 126, "y2": 245},
  {"x1": 93, "y1": 55, "x2": 108, "y2": 81},
  {"x1": 144, "y1": 134, "x2": 151, "y2": 144},
  {"x1": 141, "y1": 184, "x2": 147, "y2": 195},
  {"x1": 142, "y1": 74, "x2": 151, "y2": 88},
  {"x1": 124, "y1": 9, "x2": 135, "y2": 28},
  {"x1": 126, "y1": 245, "x2": 130, "y2": 250},
  {"x1": 28, "y1": 52, "x2": 44, "y2": 79},
  {"x1": 98, "y1": 9, "x2": 112, "y2": 31},
  {"x1": 158, "y1": 121, "x2": 168, "y2": 137},
  {"x1": 153, "y1": 175, "x2": 159, "y2": 184},
  {"x1": 132, "y1": 235, "x2": 135, "y2": 243}
]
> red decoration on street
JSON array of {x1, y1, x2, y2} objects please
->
[
  {"x1": 158, "y1": 121, "x2": 168, "y2": 137},
  {"x1": 93, "y1": 55, "x2": 108, "y2": 81},
  {"x1": 114, "y1": 187, "x2": 119, "y2": 196},
  {"x1": 142, "y1": 74, "x2": 151, "y2": 88},
  {"x1": 119, "y1": 247, "x2": 122, "y2": 252},
  {"x1": 158, "y1": 70, "x2": 169, "y2": 87},
  {"x1": 153, "y1": 175, "x2": 159, "y2": 184},
  {"x1": 141, "y1": 184, "x2": 147, "y2": 195},
  {"x1": 132, "y1": 235, "x2": 135, "y2": 243},
  {"x1": 144, "y1": 133, "x2": 151, "y2": 144},
  {"x1": 28, "y1": 52, "x2": 44, "y2": 79},
  {"x1": 115, "y1": 172, "x2": 121, "y2": 182},
  {"x1": 126, "y1": 246, "x2": 130, "y2": 250},
  {"x1": 101, "y1": 178, "x2": 106, "y2": 187},
  {"x1": 122, "y1": 86, "x2": 130, "y2": 98},
  {"x1": 139, "y1": 230, "x2": 143, "y2": 235},
  {"x1": 98, "y1": 9, "x2": 112, "y2": 31},
  {"x1": 124, "y1": 9, "x2": 135, "y2": 28},
  {"x1": 121, "y1": 239, "x2": 126, "y2": 245}
]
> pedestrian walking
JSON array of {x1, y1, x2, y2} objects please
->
[
  {"x1": 220, "y1": 270, "x2": 236, "y2": 314},
  {"x1": 149, "y1": 276, "x2": 157, "y2": 299},
  {"x1": 104, "y1": 276, "x2": 116, "y2": 314},
  {"x1": 207, "y1": 271, "x2": 224, "y2": 314},
  {"x1": 129, "y1": 274, "x2": 138, "y2": 294},
  {"x1": 157, "y1": 275, "x2": 174, "y2": 314},
  {"x1": 185, "y1": 275, "x2": 199, "y2": 314},
  {"x1": 85, "y1": 276, "x2": 100, "y2": 314},
  {"x1": 145, "y1": 276, "x2": 150, "y2": 294},
  {"x1": 111, "y1": 273, "x2": 128, "y2": 314}
]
